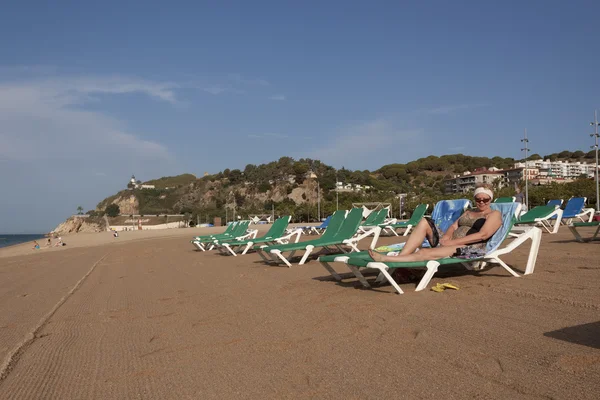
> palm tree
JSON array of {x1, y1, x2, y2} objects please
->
[{"x1": 77, "y1": 206, "x2": 84, "y2": 215}]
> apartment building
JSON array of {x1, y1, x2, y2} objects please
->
[
  {"x1": 444, "y1": 169, "x2": 505, "y2": 193},
  {"x1": 515, "y1": 159, "x2": 598, "y2": 179}
]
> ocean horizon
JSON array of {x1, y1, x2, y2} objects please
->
[{"x1": 0, "y1": 234, "x2": 47, "y2": 249}]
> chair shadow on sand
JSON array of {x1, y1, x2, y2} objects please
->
[
  {"x1": 544, "y1": 321, "x2": 600, "y2": 349},
  {"x1": 312, "y1": 262, "x2": 523, "y2": 292},
  {"x1": 546, "y1": 239, "x2": 600, "y2": 244}
]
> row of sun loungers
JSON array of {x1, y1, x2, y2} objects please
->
[{"x1": 190, "y1": 196, "x2": 599, "y2": 294}]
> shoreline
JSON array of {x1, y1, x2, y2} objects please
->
[
  {"x1": 0, "y1": 233, "x2": 48, "y2": 250},
  {"x1": 0, "y1": 223, "x2": 317, "y2": 259}
]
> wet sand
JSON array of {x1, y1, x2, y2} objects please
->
[{"x1": 0, "y1": 226, "x2": 598, "y2": 399}]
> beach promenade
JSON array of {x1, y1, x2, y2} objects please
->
[{"x1": 0, "y1": 227, "x2": 598, "y2": 399}]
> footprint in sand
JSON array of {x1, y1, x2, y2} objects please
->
[{"x1": 147, "y1": 312, "x2": 175, "y2": 319}]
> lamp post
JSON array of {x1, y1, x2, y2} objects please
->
[
  {"x1": 591, "y1": 110, "x2": 600, "y2": 213},
  {"x1": 309, "y1": 170, "x2": 319, "y2": 222},
  {"x1": 399, "y1": 193, "x2": 407, "y2": 219},
  {"x1": 317, "y1": 180, "x2": 320, "y2": 221},
  {"x1": 335, "y1": 171, "x2": 339, "y2": 211},
  {"x1": 521, "y1": 129, "x2": 530, "y2": 209}
]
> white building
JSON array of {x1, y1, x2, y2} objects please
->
[
  {"x1": 444, "y1": 169, "x2": 505, "y2": 194},
  {"x1": 335, "y1": 181, "x2": 371, "y2": 192},
  {"x1": 514, "y1": 160, "x2": 598, "y2": 179},
  {"x1": 129, "y1": 175, "x2": 155, "y2": 190}
]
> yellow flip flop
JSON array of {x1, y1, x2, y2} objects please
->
[
  {"x1": 441, "y1": 283, "x2": 459, "y2": 290},
  {"x1": 431, "y1": 283, "x2": 445, "y2": 292}
]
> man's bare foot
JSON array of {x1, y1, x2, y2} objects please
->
[{"x1": 368, "y1": 249, "x2": 384, "y2": 262}]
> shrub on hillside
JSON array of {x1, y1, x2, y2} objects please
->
[{"x1": 105, "y1": 204, "x2": 120, "y2": 217}]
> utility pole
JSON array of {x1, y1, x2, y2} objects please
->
[
  {"x1": 399, "y1": 196, "x2": 402, "y2": 219},
  {"x1": 317, "y1": 180, "x2": 320, "y2": 221},
  {"x1": 591, "y1": 110, "x2": 600, "y2": 213},
  {"x1": 521, "y1": 129, "x2": 530, "y2": 209},
  {"x1": 399, "y1": 193, "x2": 406, "y2": 219},
  {"x1": 335, "y1": 171, "x2": 339, "y2": 211}
]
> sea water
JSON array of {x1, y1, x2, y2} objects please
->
[{"x1": 0, "y1": 234, "x2": 47, "y2": 249}]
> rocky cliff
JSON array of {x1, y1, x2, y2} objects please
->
[{"x1": 53, "y1": 216, "x2": 107, "y2": 234}]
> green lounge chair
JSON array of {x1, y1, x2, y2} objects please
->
[
  {"x1": 568, "y1": 221, "x2": 600, "y2": 242},
  {"x1": 512, "y1": 205, "x2": 563, "y2": 234},
  {"x1": 381, "y1": 204, "x2": 429, "y2": 236},
  {"x1": 362, "y1": 208, "x2": 387, "y2": 226},
  {"x1": 493, "y1": 196, "x2": 516, "y2": 203},
  {"x1": 193, "y1": 221, "x2": 237, "y2": 241},
  {"x1": 216, "y1": 216, "x2": 302, "y2": 256},
  {"x1": 257, "y1": 208, "x2": 368, "y2": 267},
  {"x1": 356, "y1": 208, "x2": 389, "y2": 234},
  {"x1": 192, "y1": 220, "x2": 253, "y2": 251},
  {"x1": 322, "y1": 203, "x2": 542, "y2": 294},
  {"x1": 319, "y1": 199, "x2": 471, "y2": 280}
]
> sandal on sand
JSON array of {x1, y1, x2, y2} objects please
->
[
  {"x1": 441, "y1": 283, "x2": 459, "y2": 290},
  {"x1": 431, "y1": 284, "x2": 445, "y2": 292},
  {"x1": 431, "y1": 282, "x2": 460, "y2": 292}
]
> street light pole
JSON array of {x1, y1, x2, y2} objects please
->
[
  {"x1": 591, "y1": 110, "x2": 600, "y2": 213},
  {"x1": 521, "y1": 129, "x2": 530, "y2": 209},
  {"x1": 317, "y1": 181, "x2": 320, "y2": 221},
  {"x1": 335, "y1": 171, "x2": 339, "y2": 211}
]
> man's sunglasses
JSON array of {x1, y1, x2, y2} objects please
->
[{"x1": 475, "y1": 197, "x2": 491, "y2": 204}]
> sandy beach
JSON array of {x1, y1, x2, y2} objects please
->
[{"x1": 0, "y1": 225, "x2": 598, "y2": 399}]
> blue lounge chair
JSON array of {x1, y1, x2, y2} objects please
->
[
  {"x1": 319, "y1": 199, "x2": 471, "y2": 280},
  {"x1": 291, "y1": 215, "x2": 332, "y2": 235},
  {"x1": 326, "y1": 203, "x2": 542, "y2": 295},
  {"x1": 546, "y1": 199, "x2": 564, "y2": 208},
  {"x1": 552, "y1": 197, "x2": 594, "y2": 224}
]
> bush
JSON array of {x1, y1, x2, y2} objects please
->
[
  {"x1": 258, "y1": 182, "x2": 271, "y2": 193},
  {"x1": 86, "y1": 210, "x2": 104, "y2": 217},
  {"x1": 105, "y1": 203, "x2": 121, "y2": 217}
]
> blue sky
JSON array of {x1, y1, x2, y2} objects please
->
[{"x1": 1, "y1": 0, "x2": 599, "y2": 233}]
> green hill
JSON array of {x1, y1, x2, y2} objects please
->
[{"x1": 93, "y1": 150, "x2": 598, "y2": 223}]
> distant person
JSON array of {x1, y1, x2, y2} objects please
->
[
  {"x1": 54, "y1": 237, "x2": 63, "y2": 247},
  {"x1": 46, "y1": 238, "x2": 52, "y2": 247},
  {"x1": 515, "y1": 187, "x2": 527, "y2": 211},
  {"x1": 32, "y1": 241, "x2": 40, "y2": 250},
  {"x1": 113, "y1": 230, "x2": 119, "y2": 238}
]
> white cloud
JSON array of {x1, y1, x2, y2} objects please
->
[
  {"x1": 0, "y1": 78, "x2": 173, "y2": 162},
  {"x1": 421, "y1": 103, "x2": 487, "y2": 115},
  {"x1": 268, "y1": 94, "x2": 286, "y2": 101},
  {"x1": 247, "y1": 133, "x2": 289, "y2": 139},
  {"x1": 0, "y1": 72, "x2": 180, "y2": 232},
  {"x1": 448, "y1": 146, "x2": 465, "y2": 151},
  {"x1": 200, "y1": 85, "x2": 245, "y2": 95},
  {"x1": 307, "y1": 118, "x2": 424, "y2": 169},
  {"x1": 228, "y1": 73, "x2": 270, "y2": 86},
  {"x1": 202, "y1": 86, "x2": 228, "y2": 95},
  {"x1": 0, "y1": 75, "x2": 180, "y2": 106},
  {"x1": 0, "y1": 65, "x2": 58, "y2": 76}
]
